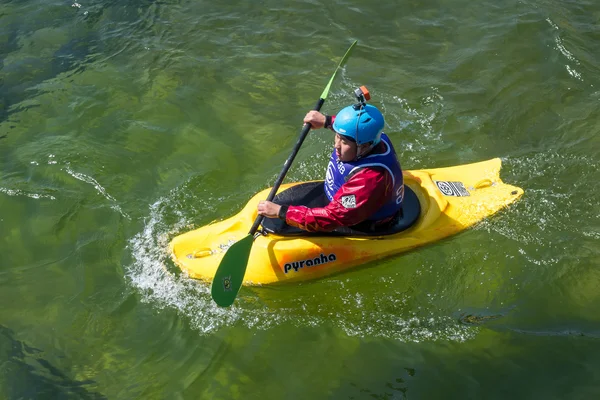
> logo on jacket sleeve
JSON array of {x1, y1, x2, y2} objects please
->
[{"x1": 341, "y1": 194, "x2": 357, "y2": 208}]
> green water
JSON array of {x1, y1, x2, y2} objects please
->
[{"x1": 1, "y1": 0, "x2": 599, "y2": 398}]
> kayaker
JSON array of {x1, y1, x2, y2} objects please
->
[{"x1": 257, "y1": 101, "x2": 404, "y2": 233}]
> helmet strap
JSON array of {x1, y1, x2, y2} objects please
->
[
  {"x1": 354, "y1": 102, "x2": 364, "y2": 145},
  {"x1": 354, "y1": 142, "x2": 375, "y2": 161}
]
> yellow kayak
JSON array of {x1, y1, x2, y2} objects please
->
[{"x1": 170, "y1": 158, "x2": 523, "y2": 285}]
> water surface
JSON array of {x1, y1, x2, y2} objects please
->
[{"x1": 1, "y1": 0, "x2": 599, "y2": 398}]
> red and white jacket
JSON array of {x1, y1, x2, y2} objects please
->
[{"x1": 285, "y1": 161, "x2": 395, "y2": 232}]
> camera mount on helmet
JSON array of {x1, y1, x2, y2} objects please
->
[
  {"x1": 333, "y1": 87, "x2": 384, "y2": 148},
  {"x1": 352, "y1": 86, "x2": 371, "y2": 110}
]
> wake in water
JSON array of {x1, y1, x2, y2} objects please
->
[{"x1": 126, "y1": 191, "x2": 241, "y2": 333}]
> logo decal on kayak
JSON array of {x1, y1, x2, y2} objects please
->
[
  {"x1": 284, "y1": 253, "x2": 337, "y2": 274},
  {"x1": 222, "y1": 275, "x2": 232, "y2": 291},
  {"x1": 434, "y1": 181, "x2": 470, "y2": 197},
  {"x1": 341, "y1": 194, "x2": 357, "y2": 208}
]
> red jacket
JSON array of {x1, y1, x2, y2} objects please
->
[{"x1": 285, "y1": 142, "x2": 395, "y2": 232}]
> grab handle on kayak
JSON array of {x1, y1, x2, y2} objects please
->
[
  {"x1": 189, "y1": 249, "x2": 213, "y2": 259},
  {"x1": 473, "y1": 179, "x2": 493, "y2": 189}
]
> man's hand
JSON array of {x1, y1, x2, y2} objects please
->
[
  {"x1": 303, "y1": 111, "x2": 326, "y2": 129},
  {"x1": 257, "y1": 200, "x2": 282, "y2": 219}
]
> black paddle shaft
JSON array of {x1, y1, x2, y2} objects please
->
[{"x1": 249, "y1": 98, "x2": 326, "y2": 235}]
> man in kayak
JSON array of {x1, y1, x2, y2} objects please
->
[{"x1": 257, "y1": 101, "x2": 404, "y2": 233}]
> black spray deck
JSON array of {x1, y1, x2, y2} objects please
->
[{"x1": 261, "y1": 181, "x2": 421, "y2": 237}]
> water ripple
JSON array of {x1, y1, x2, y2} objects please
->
[
  {"x1": 65, "y1": 165, "x2": 130, "y2": 219},
  {"x1": 0, "y1": 186, "x2": 56, "y2": 200}
]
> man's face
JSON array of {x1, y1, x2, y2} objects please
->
[
  {"x1": 334, "y1": 133, "x2": 371, "y2": 162},
  {"x1": 334, "y1": 133, "x2": 357, "y2": 162}
]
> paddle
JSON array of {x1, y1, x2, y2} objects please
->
[{"x1": 210, "y1": 40, "x2": 358, "y2": 307}]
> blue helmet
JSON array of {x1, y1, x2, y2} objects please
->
[{"x1": 332, "y1": 104, "x2": 385, "y2": 145}]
